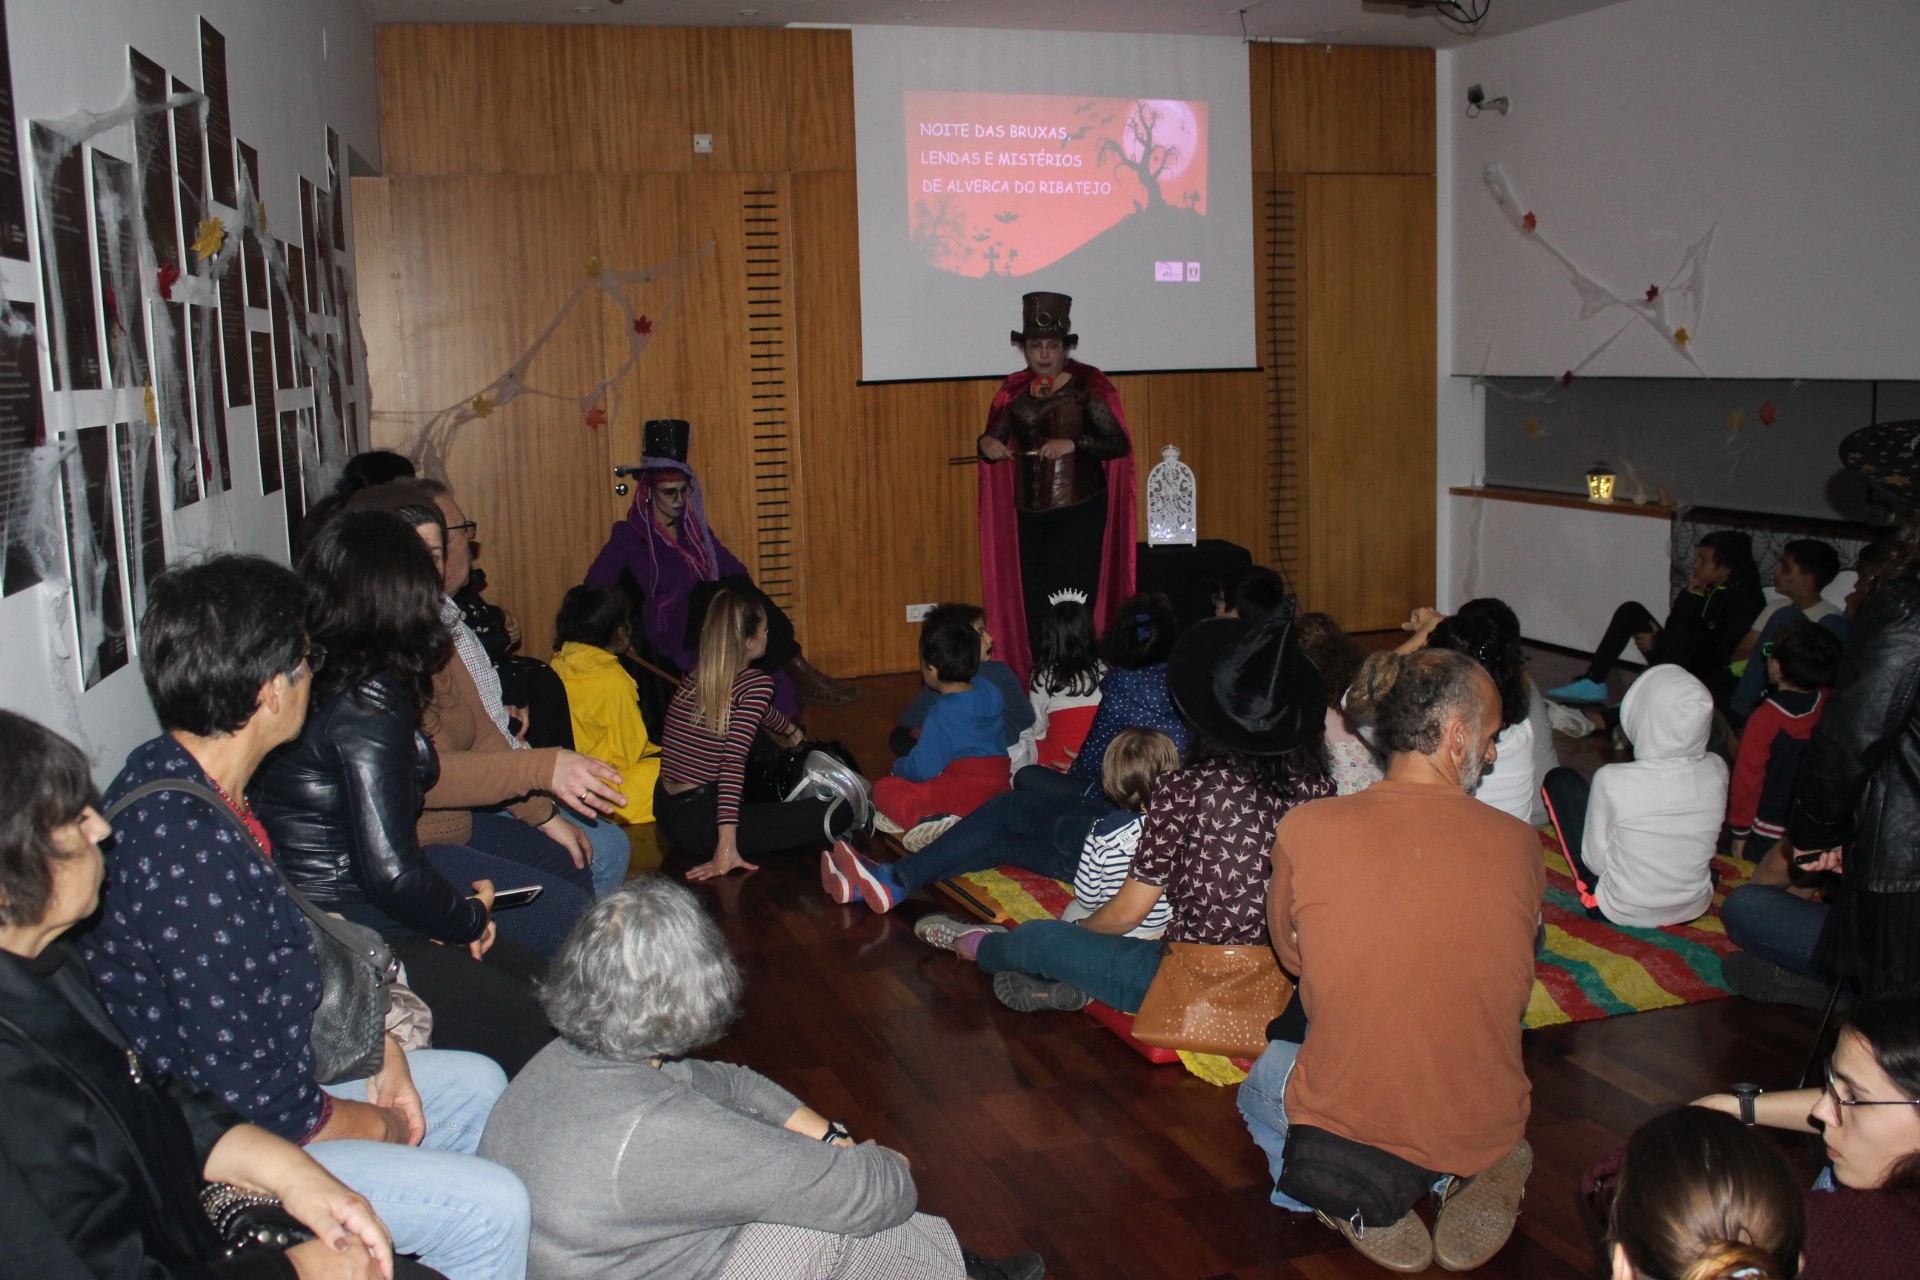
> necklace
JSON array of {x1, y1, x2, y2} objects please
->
[
  {"x1": 1032, "y1": 376, "x2": 1055, "y2": 397},
  {"x1": 207, "y1": 772, "x2": 274, "y2": 859}
]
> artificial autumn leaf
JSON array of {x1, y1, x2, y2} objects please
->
[
  {"x1": 1727, "y1": 409, "x2": 1747, "y2": 435},
  {"x1": 470, "y1": 395, "x2": 495, "y2": 418},
  {"x1": 634, "y1": 315, "x2": 654, "y2": 336},
  {"x1": 1645, "y1": 285, "x2": 1660, "y2": 301},
  {"x1": 584, "y1": 406, "x2": 607, "y2": 429},
  {"x1": 157, "y1": 263, "x2": 181, "y2": 300},
  {"x1": 1759, "y1": 402, "x2": 1778, "y2": 426},
  {"x1": 142, "y1": 383, "x2": 158, "y2": 426},
  {"x1": 1522, "y1": 212, "x2": 1537, "y2": 232},
  {"x1": 1560, "y1": 370, "x2": 1574, "y2": 388},
  {"x1": 1673, "y1": 327, "x2": 1691, "y2": 348},
  {"x1": 192, "y1": 217, "x2": 226, "y2": 260},
  {"x1": 1523, "y1": 416, "x2": 1544, "y2": 438},
  {"x1": 583, "y1": 256, "x2": 604, "y2": 278}
]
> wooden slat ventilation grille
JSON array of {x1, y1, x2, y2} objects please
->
[
  {"x1": 1264, "y1": 182, "x2": 1304, "y2": 595},
  {"x1": 742, "y1": 184, "x2": 799, "y2": 618}
]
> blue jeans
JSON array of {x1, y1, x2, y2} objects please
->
[
  {"x1": 563, "y1": 809, "x2": 632, "y2": 897},
  {"x1": 425, "y1": 833, "x2": 592, "y2": 959},
  {"x1": 1011, "y1": 764, "x2": 1108, "y2": 805},
  {"x1": 974, "y1": 919, "x2": 1162, "y2": 1012},
  {"x1": 312, "y1": 1049, "x2": 531, "y2": 1280},
  {"x1": 1722, "y1": 883, "x2": 1830, "y2": 979},
  {"x1": 893, "y1": 791, "x2": 1110, "y2": 894}
]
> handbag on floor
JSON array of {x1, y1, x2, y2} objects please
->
[
  {"x1": 1277, "y1": 1124, "x2": 1439, "y2": 1229},
  {"x1": 105, "y1": 780, "x2": 396, "y2": 1084},
  {"x1": 1129, "y1": 940, "x2": 1294, "y2": 1060}
]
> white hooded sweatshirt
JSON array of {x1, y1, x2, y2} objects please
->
[{"x1": 1584, "y1": 665, "x2": 1729, "y2": 927}]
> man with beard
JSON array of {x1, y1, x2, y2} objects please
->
[{"x1": 1237, "y1": 648, "x2": 1544, "y2": 1274}]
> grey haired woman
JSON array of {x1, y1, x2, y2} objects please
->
[{"x1": 478, "y1": 877, "x2": 1043, "y2": 1280}]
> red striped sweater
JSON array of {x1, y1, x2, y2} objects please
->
[{"x1": 660, "y1": 670, "x2": 794, "y2": 826}]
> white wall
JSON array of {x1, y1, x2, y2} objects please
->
[
  {"x1": 0, "y1": 0, "x2": 377, "y2": 777},
  {"x1": 1449, "y1": 0, "x2": 1920, "y2": 381}
]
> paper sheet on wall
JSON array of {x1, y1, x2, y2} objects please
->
[
  {"x1": 0, "y1": 1, "x2": 29, "y2": 259},
  {"x1": 62, "y1": 424, "x2": 128, "y2": 689},
  {"x1": 0, "y1": 302, "x2": 45, "y2": 594}
]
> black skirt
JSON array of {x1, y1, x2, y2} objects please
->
[{"x1": 1016, "y1": 491, "x2": 1108, "y2": 651}]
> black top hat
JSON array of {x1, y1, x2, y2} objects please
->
[
  {"x1": 1010, "y1": 291, "x2": 1076, "y2": 346},
  {"x1": 1167, "y1": 606, "x2": 1327, "y2": 757},
  {"x1": 643, "y1": 419, "x2": 691, "y2": 463},
  {"x1": 1840, "y1": 419, "x2": 1920, "y2": 506}
]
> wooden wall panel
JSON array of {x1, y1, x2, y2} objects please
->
[
  {"x1": 378, "y1": 26, "x2": 563, "y2": 176},
  {"x1": 1250, "y1": 44, "x2": 1435, "y2": 175},
  {"x1": 786, "y1": 29, "x2": 856, "y2": 173},
  {"x1": 1301, "y1": 174, "x2": 1437, "y2": 629},
  {"x1": 553, "y1": 27, "x2": 695, "y2": 174}
]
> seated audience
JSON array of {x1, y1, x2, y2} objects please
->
[
  {"x1": 1548, "y1": 530, "x2": 1767, "y2": 707},
  {"x1": 79, "y1": 556, "x2": 531, "y2": 1279},
  {"x1": 1729, "y1": 621, "x2": 1844, "y2": 861},
  {"x1": 920, "y1": 612, "x2": 1331, "y2": 1014},
  {"x1": 1730, "y1": 538, "x2": 1849, "y2": 720},
  {"x1": 1542, "y1": 666, "x2": 1727, "y2": 928},
  {"x1": 873, "y1": 614, "x2": 1012, "y2": 846},
  {"x1": 1605, "y1": 1107, "x2": 1804, "y2": 1280},
  {"x1": 585, "y1": 417, "x2": 857, "y2": 709},
  {"x1": 1719, "y1": 841, "x2": 1836, "y2": 1005},
  {"x1": 403, "y1": 479, "x2": 633, "y2": 900},
  {"x1": 1241, "y1": 647, "x2": 1541, "y2": 1272},
  {"x1": 1454, "y1": 596, "x2": 1560, "y2": 823},
  {"x1": 1014, "y1": 591, "x2": 1186, "y2": 801},
  {"x1": 479, "y1": 877, "x2": 1043, "y2": 1280},
  {"x1": 1215, "y1": 564, "x2": 1289, "y2": 622},
  {"x1": 1695, "y1": 989, "x2": 1920, "y2": 1278},
  {"x1": 655, "y1": 589, "x2": 856, "y2": 880},
  {"x1": 1292, "y1": 611, "x2": 1382, "y2": 796},
  {"x1": 893, "y1": 602, "x2": 1035, "y2": 763},
  {"x1": 253, "y1": 509, "x2": 557, "y2": 1076},
  {"x1": 829, "y1": 727, "x2": 1178, "y2": 923},
  {"x1": 549, "y1": 584, "x2": 662, "y2": 826},
  {"x1": 1008, "y1": 597, "x2": 1103, "y2": 771},
  {"x1": 0, "y1": 710, "x2": 417, "y2": 1280}
]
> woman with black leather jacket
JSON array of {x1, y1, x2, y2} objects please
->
[
  {"x1": 1789, "y1": 423, "x2": 1920, "y2": 994},
  {"x1": 253, "y1": 509, "x2": 554, "y2": 1075},
  {"x1": 0, "y1": 710, "x2": 409, "y2": 1280}
]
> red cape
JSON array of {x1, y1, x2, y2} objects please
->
[{"x1": 978, "y1": 360, "x2": 1137, "y2": 685}]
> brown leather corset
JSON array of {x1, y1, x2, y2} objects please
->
[{"x1": 1007, "y1": 385, "x2": 1106, "y2": 513}]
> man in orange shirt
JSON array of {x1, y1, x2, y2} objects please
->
[{"x1": 1240, "y1": 648, "x2": 1545, "y2": 1273}]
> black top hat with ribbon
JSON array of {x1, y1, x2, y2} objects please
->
[
  {"x1": 1010, "y1": 291, "x2": 1076, "y2": 347},
  {"x1": 1167, "y1": 604, "x2": 1327, "y2": 757},
  {"x1": 1839, "y1": 419, "x2": 1920, "y2": 507},
  {"x1": 643, "y1": 419, "x2": 691, "y2": 464}
]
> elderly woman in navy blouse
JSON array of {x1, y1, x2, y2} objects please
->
[{"x1": 79, "y1": 555, "x2": 530, "y2": 1280}]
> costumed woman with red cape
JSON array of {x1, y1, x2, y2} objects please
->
[{"x1": 978, "y1": 291, "x2": 1136, "y2": 683}]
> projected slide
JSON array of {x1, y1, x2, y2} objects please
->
[
  {"x1": 906, "y1": 92, "x2": 1210, "y2": 281},
  {"x1": 853, "y1": 27, "x2": 1256, "y2": 382}
]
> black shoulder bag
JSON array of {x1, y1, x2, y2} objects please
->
[{"x1": 104, "y1": 780, "x2": 394, "y2": 1084}]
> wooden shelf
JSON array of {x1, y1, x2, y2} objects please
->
[{"x1": 1449, "y1": 484, "x2": 1673, "y2": 520}]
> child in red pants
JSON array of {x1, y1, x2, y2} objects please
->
[{"x1": 873, "y1": 613, "x2": 1011, "y2": 845}]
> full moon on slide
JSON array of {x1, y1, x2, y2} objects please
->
[{"x1": 1123, "y1": 99, "x2": 1197, "y2": 181}]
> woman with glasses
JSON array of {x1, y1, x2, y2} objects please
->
[{"x1": 1695, "y1": 989, "x2": 1920, "y2": 1277}]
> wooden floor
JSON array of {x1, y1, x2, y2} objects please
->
[{"x1": 647, "y1": 662, "x2": 1823, "y2": 1280}]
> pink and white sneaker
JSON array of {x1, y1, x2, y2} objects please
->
[{"x1": 819, "y1": 849, "x2": 857, "y2": 905}]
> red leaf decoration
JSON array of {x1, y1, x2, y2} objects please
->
[
  {"x1": 634, "y1": 315, "x2": 654, "y2": 336},
  {"x1": 1560, "y1": 370, "x2": 1574, "y2": 388},
  {"x1": 157, "y1": 263, "x2": 181, "y2": 301},
  {"x1": 1645, "y1": 285, "x2": 1660, "y2": 301},
  {"x1": 1759, "y1": 402, "x2": 1778, "y2": 426},
  {"x1": 1522, "y1": 212, "x2": 1537, "y2": 232},
  {"x1": 584, "y1": 406, "x2": 607, "y2": 430}
]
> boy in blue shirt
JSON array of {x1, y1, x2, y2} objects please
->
[
  {"x1": 872, "y1": 614, "x2": 1012, "y2": 847},
  {"x1": 889, "y1": 602, "x2": 1034, "y2": 756}
]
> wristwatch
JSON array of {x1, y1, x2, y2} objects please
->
[
  {"x1": 1733, "y1": 1082, "x2": 1761, "y2": 1125},
  {"x1": 820, "y1": 1120, "x2": 852, "y2": 1144}
]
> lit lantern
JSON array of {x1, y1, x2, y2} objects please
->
[
  {"x1": 1585, "y1": 461, "x2": 1617, "y2": 505},
  {"x1": 1146, "y1": 444, "x2": 1197, "y2": 546}
]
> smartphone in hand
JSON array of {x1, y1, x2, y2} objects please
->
[{"x1": 472, "y1": 884, "x2": 545, "y2": 910}]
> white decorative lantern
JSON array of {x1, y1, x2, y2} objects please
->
[{"x1": 1146, "y1": 444, "x2": 1197, "y2": 547}]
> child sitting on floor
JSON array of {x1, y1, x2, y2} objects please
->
[
  {"x1": 1728, "y1": 620, "x2": 1844, "y2": 862},
  {"x1": 828, "y1": 727, "x2": 1179, "y2": 923},
  {"x1": 1541, "y1": 665, "x2": 1728, "y2": 928},
  {"x1": 549, "y1": 584, "x2": 661, "y2": 825},
  {"x1": 872, "y1": 613, "x2": 1012, "y2": 845},
  {"x1": 889, "y1": 602, "x2": 1033, "y2": 759},
  {"x1": 1009, "y1": 596, "x2": 1104, "y2": 772}
]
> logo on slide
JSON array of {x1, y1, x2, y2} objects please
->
[{"x1": 906, "y1": 91, "x2": 1210, "y2": 278}]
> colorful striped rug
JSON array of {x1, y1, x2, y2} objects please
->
[{"x1": 939, "y1": 827, "x2": 1750, "y2": 1083}]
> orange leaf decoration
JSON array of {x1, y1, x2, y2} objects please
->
[
  {"x1": 1674, "y1": 327, "x2": 1691, "y2": 348},
  {"x1": 1727, "y1": 409, "x2": 1747, "y2": 435},
  {"x1": 584, "y1": 256, "x2": 604, "y2": 278},
  {"x1": 1759, "y1": 402, "x2": 1778, "y2": 426},
  {"x1": 1523, "y1": 416, "x2": 1544, "y2": 438},
  {"x1": 191, "y1": 217, "x2": 226, "y2": 260},
  {"x1": 1522, "y1": 212, "x2": 1537, "y2": 232},
  {"x1": 157, "y1": 263, "x2": 181, "y2": 300},
  {"x1": 142, "y1": 382, "x2": 158, "y2": 427},
  {"x1": 584, "y1": 406, "x2": 607, "y2": 429},
  {"x1": 470, "y1": 395, "x2": 495, "y2": 418},
  {"x1": 634, "y1": 315, "x2": 653, "y2": 336}
]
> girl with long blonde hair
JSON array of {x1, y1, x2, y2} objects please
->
[{"x1": 656, "y1": 589, "x2": 857, "y2": 880}]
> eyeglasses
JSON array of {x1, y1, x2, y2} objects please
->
[
  {"x1": 301, "y1": 644, "x2": 328, "y2": 675},
  {"x1": 1823, "y1": 1062, "x2": 1920, "y2": 1120},
  {"x1": 446, "y1": 520, "x2": 478, "y2": 538}
]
